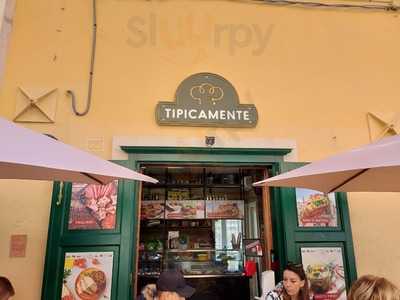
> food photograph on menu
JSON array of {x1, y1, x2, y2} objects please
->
[
  {"x1": 165, "y1": 200, "x2": 205, "y2": 219},
  {"x1": 141, "y1": 201, "x2": 165, "y2": 219},
  {"x1": 68, "y1": 181, "x2": 118, "y2": 230},
  {"x1": 62, "y1": 252, "x2": 114, "y2": 300},
  {"x1": 206, "y1": 200, "x2": 244, "y2": 219},
  {"x1": 296, "y1": 188, "x2": 337, "y2": 227},
  {"x1": 301, "y1": 247, "x2": 346, "y2": 300}
]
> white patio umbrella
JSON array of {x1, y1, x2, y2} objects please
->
[
  {"x1": 0, "y1": 117, "x2": 157, "y2": 184},
  {"x1": 253, "y1": 134, "x2": 400, "y2": 193}
]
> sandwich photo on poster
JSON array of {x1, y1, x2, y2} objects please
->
[
  {"x1": 141, "y1": 201, "x2": 165, "y2": 219},
  {"x1": 165, "y1": 200, "x2": 205, "y2": 219},
  {"x1": 62, "y1": 252, "x2": 114, "y2": 300},
  {"x1": 68, "y1": 181, "x2": 118, "y2": 230},
  {"x1": 206, "y1": 200, "x2": 244, "y2": 219},
  {"x1": 296, "y1": 188, "x2": 337, "y2": 227},
  {"x1": 301, "y1": 247, "x2": 346, "y2": 300}
]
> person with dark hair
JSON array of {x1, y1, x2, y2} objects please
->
[
  {"x1": 265, "y1": 263, "x2": 310, "y2": 300},
  {"x1": 0, "y1": 276, "x2": 15, "y2": 300},
  {"x1": 156, "y1": 270, "x2": 196, "y2": 300},
  {"x1": 348, "y1": 275, "x2": 400, "y2": 300}
]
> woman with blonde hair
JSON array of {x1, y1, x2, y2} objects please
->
[{"x1": 348, "y1": 275, "x2": 400, "y2": 300}]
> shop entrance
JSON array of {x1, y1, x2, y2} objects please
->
[
  {"x1": 41, "y1": 146, "x2": 357, "y2": 300},
  {"x1": 136, "y1": 164, "x2": 272, "y2": 299}
]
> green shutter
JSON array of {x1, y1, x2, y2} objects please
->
[
  {"x1": 275, "y1": 162, "x2": 357, "y2": 289},
  {"x1": 41, "y1": 161, "x2": 134, "y2": 300}
]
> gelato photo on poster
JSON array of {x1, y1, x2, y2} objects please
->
[
  {"x1": 301, "y1": 247, "x2": 346, "y2": 300},
  {"x1": 68, "y1": 181, "x2": 118, "y2": 230},
  {"x1": 62, "y1": 252, "x2": 114, "y2": 300},
  {"x1": 296, "y1": 188, "x2": 337, "y2": 227}
]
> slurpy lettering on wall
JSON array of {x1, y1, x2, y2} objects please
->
[
  {"x1": 156, "y1": 73, "x2": 258, "y2": 127},
  {"x1": 127, "y1": 13, "x2": 274, "y2": 56}
]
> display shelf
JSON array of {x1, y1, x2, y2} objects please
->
[
  {"x1": 167, "y1": 259, "x2": 213, "y2": 262},
  {"x1": 139, "y1": 166, "x2": 245, "y2": 276},
  {"x1": 163, "y1": 226, "x2": 211, "y2": 230},
  {"x1": 206, "y1": 184, "x2": 242, "y2": 188},
  {"x1": 139, "y1": 227, "x2": 165, "y2": 231},
  {"x1": 183, "y1": 274, "x2": 244, "y2": 278},
  {"x1": 143, "y1": 183, "x2": 204, "y2": 188},
  {"x1": 138, "y1": 250, "x2": 164, "y2": 253},
  {"x1": 166, "y1": 249, "x2": 241, "y2": 252},
  {"x1": 166, "y1": 249, "x2": 213, "y2": 253},
  {"x1": 138, "y1": 273, "x2": 244, "y2": 278}
]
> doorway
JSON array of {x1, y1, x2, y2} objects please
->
[{"x1": 135, "y1": 164, "x2": 273, "y2": 299}]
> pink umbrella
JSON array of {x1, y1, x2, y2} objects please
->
[
  {"x1": 253, "y1": 135, "x2": 400, "y2": 193},
  {"x1": 0, "y1": 117, "x2": 157, "y2": 184}
]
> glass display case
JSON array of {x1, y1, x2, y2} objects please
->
[
  {"x1": 138, "y1": 218, "x2": 244, "y2": 276},
  {"x1": 164, "y1": 249, "x2": 243, "y2": 276}
]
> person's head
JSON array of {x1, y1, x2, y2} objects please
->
[
  {"x1": 141, "y1": 283, "x2": 157, "y2": 300},
  {"x1": 348, "y1": 275, "x2": 400, "y2": 300},
  {"x1": 0, "y1": 277, "x2": 15, "y2": 300},
  {"x1": 156, "y1": 270, "x2": 195, "y2": 300},
  {"x1": 282, "y1": 263, "x2": 309, "y2": 300}
]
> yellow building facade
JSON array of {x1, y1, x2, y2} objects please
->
[{"x1": 1, "y1": 0, "x2": 400, "y2": 299}]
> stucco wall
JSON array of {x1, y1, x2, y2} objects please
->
[
  {"x1": 0, "y1": 0, "x2": 15, "y2": 85},
  {"x1": 1, "y1": 0, "x2": 400, "y2": 299}
]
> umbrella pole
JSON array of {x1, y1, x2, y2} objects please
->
[
  {"x1": 328, "y1": 168, "x2": 370, "y2": 193},
  {"x1": 80, "y1": 172, "x2": 104, "y2": 185}
]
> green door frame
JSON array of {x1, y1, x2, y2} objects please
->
[
  {"x1": 120, "y1": 146, "x2": 290, "y2": 298},
  {"x1": 41, "y1": 161, "x2": 131, "y2": 300},
  {"x1": 41, "y1": 146, "x2": 356, "y2": 300}
]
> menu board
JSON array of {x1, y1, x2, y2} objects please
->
[
  {"x1": 62, "y1": 252, "x2": 114, "y2": 300},
  {"x1": 301, "y1": 247, "x2": 346, "y2": 300},
  {"x1": 296, "y1": 188, "x2": 337, "y2": 227},
  {"x1": 141, "y1": 200, "x2": 245, "y2": 219},
  {"x1": 69, "y1": 181, "x2": 118, "y2": 230},
  {"x1": 206, "y1": 200, "x2": 244, "y2": 219},
  {"x1": 165, "y1": 200, "x2": 205, "y2": 219},
  {"x1": 141, "y1": 201, "x2": 165, "y2": 219}
]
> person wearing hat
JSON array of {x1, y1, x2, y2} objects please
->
[{"x1": 156, "y1": 270, "x2": 196, "y2": 300}]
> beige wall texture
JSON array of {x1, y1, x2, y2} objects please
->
[{"x1": 1, "y1": 0, "x2": 400, "y2": 299}]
